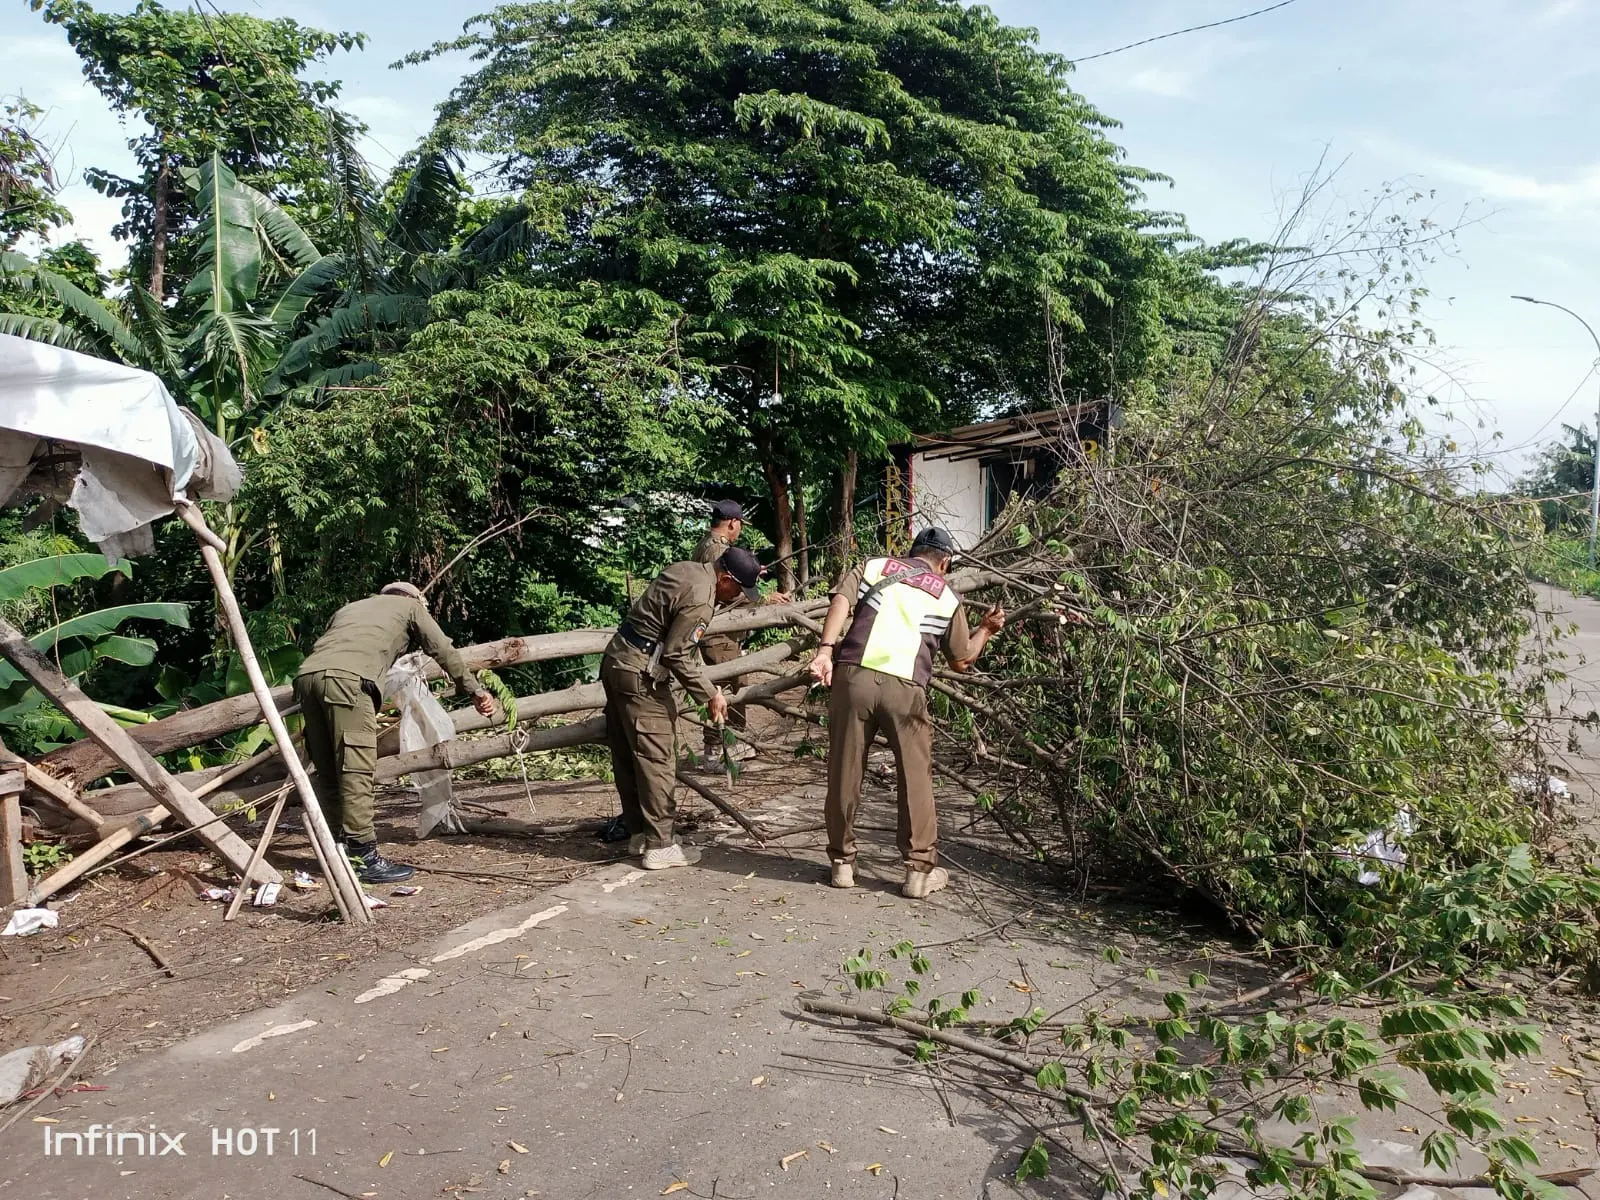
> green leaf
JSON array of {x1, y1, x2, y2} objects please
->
[
  {"x1": 1015, "y1": 1137, "x2": 1049, "y2": 1182},
  {"x1": 185, "y1": 153, "x2": 262, "y2": 310},
  {"x1": 0, "y1": 554, "x2": 129, "y2": 602},
  {"x1": 1035, "y1": 1062, "x2": 1067, "y2": 1091}
]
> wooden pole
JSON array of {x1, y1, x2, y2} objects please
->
[
  {"x1": 27, "y1": 803, "x2": 164, "y2": 905},
  {"x1": 174, "y1": 501, "x2": 369, "y2": 925},
  {"x1": 34, "y1": 598, "x2": 834, "y2": 792},
  {"x1": 11, "y1": 761, "x2": 104, "y2": 825},
  {"x1": 1, "y1": 768, "x2": 25, "y2": 905},
  {"x1": 223, "y1": 785, "x2": 291, "y2": 922},
  {"x1": 0, "y1": 616, "x2": 270, "y2": 884}
]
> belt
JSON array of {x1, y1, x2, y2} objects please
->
[{"x1": 618, "y1": 622, "x2": 658, "y2": 655}]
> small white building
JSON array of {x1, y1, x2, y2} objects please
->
[{"x1": 904, "y1": 405, "x2": 1111, "y2": 549}]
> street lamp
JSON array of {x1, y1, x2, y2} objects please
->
[{"x1": 1513, "y1": 295, "x2": 1600, "y2": 568}]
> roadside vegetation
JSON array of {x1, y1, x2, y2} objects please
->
[{"x1": 3, "y1": 2, "x2": 1598, "y2": 1196}]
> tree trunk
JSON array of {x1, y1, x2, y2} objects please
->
[
  {"x1": 793, "y1": 464, "x2": 809, "y2": 592},
  {"x1": 762, "y1": 457, "x2": 797, "y2": 594},
  {"x1": 149, "y1": 154, "x2": 171, "y2": 300},
  {"x1": 34, "y1": 601, "x2": 828, "y2": 791},
  {"x1": 832, "y1": 448, "x2": 858, "y2": 573}
]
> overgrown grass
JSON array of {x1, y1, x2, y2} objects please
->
[{"x1": 1530, "y1": 535, "x2": 1600, "y2": 597}]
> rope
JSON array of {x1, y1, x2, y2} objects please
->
[{"x1": 508, "y1": 725, "x2": 536, "y2": 820}]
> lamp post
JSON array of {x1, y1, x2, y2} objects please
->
[{"x1": 1513, "y1": 295, "x2": 1600, "y2": 568}]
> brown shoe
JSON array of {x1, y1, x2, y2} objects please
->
[{"x1": 902, "y1": 866, "x2": 949, "y2": 899}]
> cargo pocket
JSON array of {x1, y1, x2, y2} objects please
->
[
  {"x1": 341, "y1": 727, "x2": 378, "y2": 776},
  {"x1": 634, "y1": 712, "x2": 676, "y2": 765}
]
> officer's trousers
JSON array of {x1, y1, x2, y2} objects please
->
[
  {"x1": 600, "y1": 658, "x2": 681, "y2": 849},
  {"x1": 293, "y1": 669, "x2": 380, "y2": 843},
  {"x1": 824, "y1": 663, "x2": 939, "y2": 873}
]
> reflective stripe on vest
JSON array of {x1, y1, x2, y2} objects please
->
[{"x1": 854, "y1": 557, "x2": 959, "y2": 682}]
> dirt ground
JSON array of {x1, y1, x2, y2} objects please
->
[{"x1": 0, "y1": 707, "x2": 851, "y2": 1069}]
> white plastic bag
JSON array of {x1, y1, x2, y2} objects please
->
[
  {"x1": 0, "y1": 1034, "x2": 85, "y2": 1105},
  {"x1": 1, "y1": 908, "x2": 58, "y2": 937},
  {"x1": 383, "y1": 651, "x2": 464, "y2": 838},
  {"x1": 1344, "y1": 809, "x2": 1413, "y2": 886}
]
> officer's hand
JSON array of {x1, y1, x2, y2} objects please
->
[
  {"x1": 473, "y1": 693, "x2": 498, "y2": 718},
  {"x1": 981, "y1": 604, "x2": 1007, "y2": 635},
  {"x1": 762, "y1": 591, "x2": 793, "y2": 607},
  {"x1": 708, "y1": 691, "x2": 730, "y2": 725},
  {"x1": 808, "y1": 648, "x2": 834, "y2": 687}
]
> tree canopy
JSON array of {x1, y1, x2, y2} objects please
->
[{"x1": 417, "y1": 0, "x2": 1190, "y2": 583}]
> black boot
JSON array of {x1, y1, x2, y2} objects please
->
[{"x1": 345, "y1": 840, "x2": 414, "y2": 884}]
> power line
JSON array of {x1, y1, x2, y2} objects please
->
[
  {"x1": 1516, "y1": 363, "x2": 1600, "y2": 448},
  {"x1": 1067, "y1": 0, "x2": 1305, "y2": 65}
]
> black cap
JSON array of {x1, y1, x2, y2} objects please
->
[
  {"x1": 711, "y1": 499, "x2": 744, "y2": 523},
  {"x1": 718, "y1": 545, "x2": 762, "y2": 603},
  {"x1": 911, "y1": 526, "x2": 958, "y2": 557}
]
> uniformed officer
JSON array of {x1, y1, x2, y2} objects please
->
[
  {"x1": 807, "y1": 528, "x2": 1006, "y2": 898},
  {"x1": 294, "y1": 582, "x2": 495, "y2": 883},
  {"x1": 602, "y1": 546, "x2": 763, "y2": 869},
  {"x1": 692, "y1": 499, "x2": 788, "y2": 769}
]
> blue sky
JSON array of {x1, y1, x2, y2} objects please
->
[{"x1": 5, "y1": 0, "x2": 1597, "y2": 479}]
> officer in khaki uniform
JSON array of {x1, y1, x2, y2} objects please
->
[
  {"x1": 692, "y1": 499, "x2": 788, "y2": 768},
  {"x1": 294, "y1": 582, "x2": 495, "y2": 883},
  {"x1": 602, "y1": 547, "x2": 763, "y2": 869},
  {"x1": 808, "y1": 528, "x2": 1006, "y2": 898}
]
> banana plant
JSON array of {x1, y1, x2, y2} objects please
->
[
  {"x1": 0, "y1": 553, "x2": 189, "y2": 750},
  {"x1": 0, "y1": 153, "x2": 340, "y2": 586}
]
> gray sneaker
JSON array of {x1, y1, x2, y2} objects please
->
[
  {"x1": 830, "y1": 861, "x2": 855, "y2": 888},
  {"x1": 643, "y1": 843, "x2": 702, "y2": 870}
]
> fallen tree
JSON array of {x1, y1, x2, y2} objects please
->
[
  {"x1": 33, "y1": 597, "x2": 831, "y2": 792},
  {"x1": 62, "y1": 641, "x2": 814, "y2": 822}
]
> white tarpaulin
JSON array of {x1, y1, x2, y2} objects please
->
[{"x1": 0, "y1": 333, "x2": 240, "y2": 555}]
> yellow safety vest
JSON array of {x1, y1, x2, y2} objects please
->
[{"x1": 838, "y1": 557, "x2": 961, "y2": 685}]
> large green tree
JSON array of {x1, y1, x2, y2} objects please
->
[
  {"x1": 29, "y1": 0, "x2": 363, "y2": 298},
  {"x1": 415, "y1": 0, "x2": 1183, "y2": 586}
]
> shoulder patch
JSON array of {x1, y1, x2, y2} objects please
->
[{"x1": 691, "y1": 622, "x2": 708, "y2": 644}]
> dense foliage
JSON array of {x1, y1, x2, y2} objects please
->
[{"x1": 416, "y1": 0, "x2": 1191, "y2": 584}]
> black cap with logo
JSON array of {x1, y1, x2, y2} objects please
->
[
  {"x1": 719, "y1": 545, "x2": 763, "y2": 603},
  {"x1": 711, "y1": 499, "x2": 744, "y2": 523},
  {"x1": 910, "y1": 526, "x2": 958, "y2": 558}
]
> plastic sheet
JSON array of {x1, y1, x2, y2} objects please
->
[
  {"x1": 383, "y1": 651, "x2": 463, "y2": 837},
  {"x1": 0, "y1": 334, "x2": 240, "y2": 556}
]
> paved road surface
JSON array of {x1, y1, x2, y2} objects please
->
[{"x1": 6, "y1": 594, "x2": 1600, "y2": 1200}]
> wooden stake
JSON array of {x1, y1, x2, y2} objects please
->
[
  {"x1": 0, "y1": 768, "x2": 25, "y2": 905},
  {"x1": 175, "y1": 501, "x2": 368, "y2": 925},
  {"x1": 223, "y1": 784, "x2": 291, "y2": 922},
  {"x1": 0, "y1": 616, "x2": 269, "y2": 884}
]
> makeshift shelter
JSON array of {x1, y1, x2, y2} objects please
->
[
  {"x1": 0, "y1": 334, "x2": 369, "y2": 923},
  {"x1": 901, "y1": 403, "x2": 1118, "y2": 548}
]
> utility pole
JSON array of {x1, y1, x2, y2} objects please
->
[{"x1": 1513, "y1": 295, "x2": 1600, "y2": 567}]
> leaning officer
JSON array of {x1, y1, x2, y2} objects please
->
[
  {"x1": 601, "y1": 547, "x2": 762, "y2": 869},
  {"x1": 807, "y1": 528, "x2": 1005, "y2": 898},
  {"x1": 692, "y1": 499, "x2": 788, "y2": 769},
  {"x1": 294, "y1": 582, "x2": 495, "y2": 883}
]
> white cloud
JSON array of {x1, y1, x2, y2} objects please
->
[
  {"x1": 1083, "y1": 34, "x2": 1265, "y2": 101},
  {"x1": 1532, "y1": 0, "x2": 1585, "y2": 26},
  {"x1": 1360, "y1": 134, "x2": 1600, "y2": 219}
]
